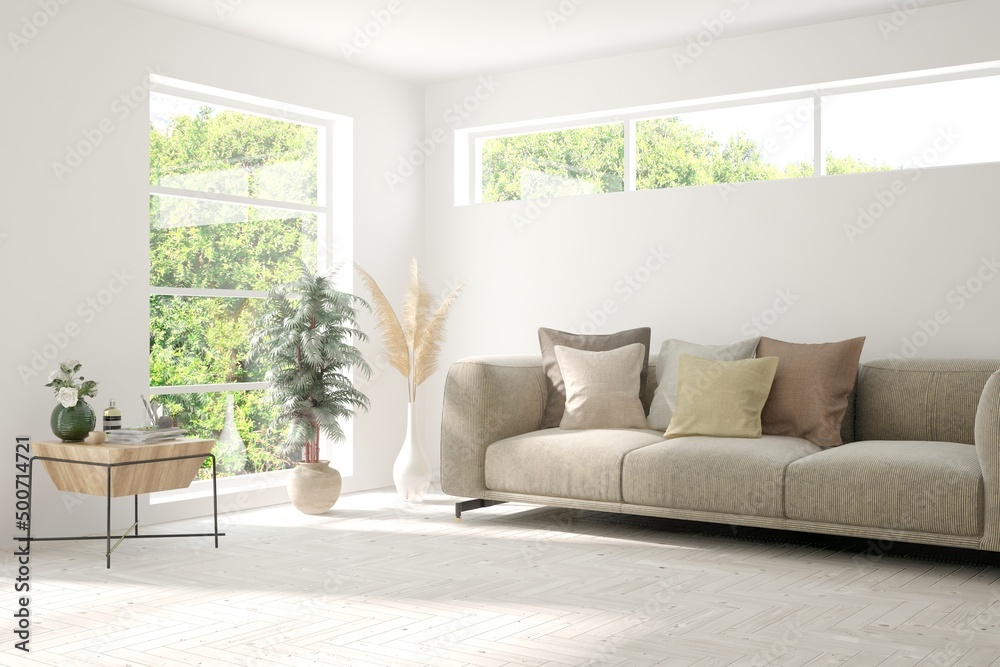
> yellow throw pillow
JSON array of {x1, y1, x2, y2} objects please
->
[{"x1": 665, "y1": 355, "x2": 779, "y2": 439}]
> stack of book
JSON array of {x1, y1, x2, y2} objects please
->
[{"x1": 105, "y1": 427, "x2": 186, "y2": 444}]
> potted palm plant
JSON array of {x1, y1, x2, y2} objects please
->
[
  {"x1": 249, "y1": 265, "x2": 371, "y2": 514},
  {"x1": 355, "y1": 259, "x2": 463, "y2": 502}
]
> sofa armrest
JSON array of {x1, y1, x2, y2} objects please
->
[
  {"x1": 440, "y1": 355, "x2": 547, "y2": 499},
  {"x1": 976, "y1": 370, "x2": 1000, "y2": 551}
]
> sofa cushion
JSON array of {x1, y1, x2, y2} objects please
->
[
  {"x1": 555, "y1": 344, "x2": 648, "y2": 430},
  {"x1": 485, "y1": 429, "x2": 665, "y2": 503},
  {"x1": 757, "y1": 336, "x2": 865, "y2": 448},
  {"x1": 648, "y1": 337, "x2": 759, "y2": 431},
  {"x1": 538, "y1": 327, "x2": 652, "y2": 429},
  {"x1": 665, "y1": 355, "x2": 779, "y2": 439},
  {"x1": 621, "y1": 435, "x2": 820, "y2": 518},
  {"x1": 856, "y1": 358, "x2": 1000, "y2": 445},
  {"x1": 785, "y1": 441, "x2": 984, "y2": 536}
]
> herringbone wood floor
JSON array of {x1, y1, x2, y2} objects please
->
[{"x1": 4, "y1": 489, "x2": 1000, "y2": 666}]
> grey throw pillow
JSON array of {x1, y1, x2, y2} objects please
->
[
  {"x1": 647, "y1": 337, "x2": 760, "y2": 431},
  {"x1": 538, "y1": 327, "x2": 651, "y2": 429}
]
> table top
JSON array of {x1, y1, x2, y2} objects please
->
[{"x1": 31, "y1": 439, "x2": 215, "y2": 464}]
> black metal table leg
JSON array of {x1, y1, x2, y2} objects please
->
[
  {"x1": 27, "y1": 452, "x2": 225, "y2": 566},
  {"x1": 210, "y1": 454, "x2": 219, "y2": 549},
  {"x1": 27, "y1": 457, "x2": 35, "y2": 545},
  {"x1": 106, "y1": 466, "x2": 112, "y2": 569}
]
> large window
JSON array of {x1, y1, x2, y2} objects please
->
[
  {"x1": 463, "y1": 65, "x2": 1000, "y2": 205},
  {"x1": 148, "y1": 79, "x2": 347, "y2": 481}
]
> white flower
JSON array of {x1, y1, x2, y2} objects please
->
[
  {"x1": 61, "y1": 358, "x2": 81, "y2": 372},
  {"x1": 57, "y1": 387, "x2": 79, "y2": 408},
  {"x1": 48, "y1": 370, "x2": 69, "y2": 383}
]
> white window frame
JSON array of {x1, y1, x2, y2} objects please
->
[
  {"x1": 457, "y1": 61, "x2": 1000, "y2": 206},
  {"x1": 147, "y1": 75, "x2": 355, "y2": 504}
]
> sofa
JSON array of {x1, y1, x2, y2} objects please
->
[{"x1": 440, "y1": 356, "x2": 1000, "y2": 553}]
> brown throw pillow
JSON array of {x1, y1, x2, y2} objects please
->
[
  {"x1": 757, "y1": 336, "x2": 865, "y2": 447},
  {"x1": 538, "y1": 327, "x2": 651, "y2": 429}
]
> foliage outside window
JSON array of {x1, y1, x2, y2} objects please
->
[
  {"x1": 481, "y1": 124, "x2": 624, "y2": 202},
  {"x1": 149, "y1": 90, "x2": 326, "y2": 479},
  {"x1": 473, "y1": 71, "x2": 1000, "y2": 204}
]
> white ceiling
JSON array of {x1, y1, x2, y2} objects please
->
[{"x1": 114, "y1": 0, "x2": 964, "y2": 85}]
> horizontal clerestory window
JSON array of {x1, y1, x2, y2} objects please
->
[{"x1": 458, "y1": 64, "x2": 1000, "y2": 205}]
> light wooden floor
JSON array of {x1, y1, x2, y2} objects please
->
[{"x1": 4, "y1": 488, "x2": 1000, "y2": 666}]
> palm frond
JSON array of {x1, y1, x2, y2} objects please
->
[
  {"x1": 354, "y1": 264, "x2": 411, "y2": 378},
  {"x1": 247, "y1": 263, "x2": 371, "y2": 462}
]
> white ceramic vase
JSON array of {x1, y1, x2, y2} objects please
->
[
  {"x1": 393, "y1": 403, "x2": 431, "y2": 502},
  {"x1": 287, "y1": 461, "x2": 342, "y2": 514}
]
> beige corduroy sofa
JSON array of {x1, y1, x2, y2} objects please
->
[{"x1": 441, "y1": 357, "x2": 1000, "y2": 552}]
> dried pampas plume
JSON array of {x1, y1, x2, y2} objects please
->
[{"x1": 355, "y1": 259, "x2": 464, "y2": 403}]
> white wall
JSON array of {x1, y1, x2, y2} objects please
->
[
  {"x1": 1, "y1": 0, "x2": 424, "y2": 539},
  {"x1": 421, "y1": 1, "x2": 1000, "y2": 477}
]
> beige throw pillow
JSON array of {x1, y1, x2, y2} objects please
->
[
  {"x1": 665, "y1": 355, "x2": 779, "y2": 439},
  {"x1": 757, "y1": 336, "x2": 866, "y2": 447},
  {"x1": 554, "y1": 343, "x2": 649, "y2": 430},
  {"x1": 648, "y1": 337, "x2": 760, "y2": 431},
  {"x1": 538, "y1": 327, "x2": 651, "y2": 428}
]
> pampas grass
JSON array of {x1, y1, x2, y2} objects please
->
[{"x1": 355, "y1": 259, "x2": 463, "y2": 403}]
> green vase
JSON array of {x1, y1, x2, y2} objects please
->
[{"x1": 50, "y1": 400, "x2": 96, "y2": 442}]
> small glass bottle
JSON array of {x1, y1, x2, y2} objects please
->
[{"x1": 103, "y1": 400, "x2": 122, "y2": 431}]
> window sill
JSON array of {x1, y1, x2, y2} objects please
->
[{"x1": 151, "y1": 468, "x2": 293, "y2": 505}]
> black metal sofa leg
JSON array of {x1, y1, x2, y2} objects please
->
[{"x1": 455, "y1": 499, "x2": 506, "y2": 520}]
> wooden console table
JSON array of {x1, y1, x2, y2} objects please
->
[{"x1": 27, "y1": 439, "x2": 224, "y2": 568}]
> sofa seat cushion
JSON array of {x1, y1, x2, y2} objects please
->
[
  {"x1": 485, "y1": 429, "x2": 665, "y2": 503},
  {"x1": 785, "y1": 441, "x2": 984, "y2": 536},
  {"x1": 621, "y1": 435, "x2": 820, "y2": 518}
]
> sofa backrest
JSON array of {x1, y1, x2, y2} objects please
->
[{"x1": 854, "y1": 358, "x2": 1000, "y2": 445}]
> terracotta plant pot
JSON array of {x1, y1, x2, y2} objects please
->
[{"x1": 287, "y1": 461, "x2": 342, "y2": 514}]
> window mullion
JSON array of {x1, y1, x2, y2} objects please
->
[
  {"x1": 624, "y1": 120, "x2": 636, "y2": 192},
  {"x1": 150, "y1": 185, "x2": 326, "y2": 215},
  {"x1": 814, "y1": 94, "x2": 824, "y2": 177},
  {"x1": 149, "y1": 382, "x2": 269, "y2": 396},
  {"x1": 150, "y1": 287, "x2": 269, "y2": 299}
]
